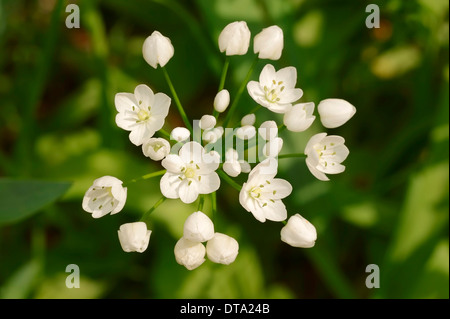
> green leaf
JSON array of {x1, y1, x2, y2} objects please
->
[{"x1": 0, "y1": 179, "x2": 72, "y2": 225}]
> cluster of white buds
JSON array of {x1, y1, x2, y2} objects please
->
[
  {"x1": 174, "y1": 211, "x2": 239, "y2": 270},
  {"x1": 81, "y1": 20, "x2": 356, "y2": 268}
]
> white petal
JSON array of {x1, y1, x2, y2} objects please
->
[
  {"x1": 275, "y1": 66, "x2": 297, "y2": 88},
  {"x1": 151, "y1": 92, "x2": 171, "y2": 117},
  {"x1": 306, "y1": 158, "x2": 329, "y2": 181},
  {"x1": 178, "y1": 180, "x2": 200, "y2": 204},
  {"x1": 304, "y1": 133, "x2": 327, "y2": 155},
  {"x1": 134, "y1": 84, "x2": 154, "y2": 108},
  {"x1": 278, "y1": 88, "x2": 303, "y2": 104},
  {"x1": 129, "y1": 123, "x2": 150, "y2": 146},
  {"x1": 260, "y1": 199, "x2": 287, "y2": 222},
  {"x1": 197, "y1": 172, "x2": 220, "y2": 194},
  {"x1": 161, "y1": 154, "x2": 185, "y2": 173},
  {"x1": 259, "y1": 64, "x2": 276, "y2": 87},
  {"x1": 160, "y1": 173, "x2": 182, "y2": 199},
  {"x1": 115, "y1": 93, "x2": 138, "y2": 113}
]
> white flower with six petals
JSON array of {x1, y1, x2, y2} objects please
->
[
  {"x1": 247, "y1": 64, "x2": 303, "y2": 114},
  {"x1": 82, "y1": 176, "x2": 127, "y2": 218},
  {"x1": 239, "y1": 159, "x2": 292, "y2": 222},
  {"x1": 304, "y1": 133, "x2": 349, "y2": 181},
  {"x1": 160, "y1": 142, "x2": 220, "y2": 204},
  {"x1": 115, "y1": 84, "x2": 170, "y2": 146}
]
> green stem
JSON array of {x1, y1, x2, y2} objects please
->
[
  {"x1": 223, "y1": 56, "x2": 259, "y2": 127},
  {"x1": 162, "y1": 67, "x2": 193, "y2": 132},
  {"x1": 211, "y1": 192, "x2": 217, "y2": 223},
  {"x1": 218, "y1": 57, "x2": 230, "y2": 92},
  {"x1": 123, "y1": 170, "x2": 166, "y2": 187},
  {"x1": 214, "y1": 57, "x2": 231, "y2": 119},
  {"x1": 158, "y1": 128, "x2": 171, "y2": 139},
  {"x1": 278, "y1": 153, "x2": 306, "y2": 160},
  {"x1": 218, "y1": 169, "x2": 242, "y2": 191},
  {"x1": 198, "y1": 195, "x2": 205, "y2": 211},
  {"x1": 249, "y1": 105, "x2": 262, "y2": 114},
  {"x1": 140, "y1": 196, "x2": 167, "y2": 226},
  {"x1": 278, "y1": 124, "x2": 287, "y2": 133}
]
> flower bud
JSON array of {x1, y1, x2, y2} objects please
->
[
  {"x1": 183, "y1": 211, "x2": 215, "y2": 243},
  {"x1": 317, "y1": 98, "x2": 356, "y2": 128},
  {"x1": 214, "y1": 89, "x2": 230, "y2": 113},
  {"x1": 258, "y1": 120, "x2": 278, "y2": 140},
  {"x1": 171, "y1": 127, "x2": 190, "y2": 142},
  {"x1": 199, "y1": 115, "x2": 216, "y2": 130},
  {"x1": 253, "y1": 25, "x2": 284, "y2": 60},
  {"x1": 283, "y1": 102, "x2": 316, "y2": 132},
  {"x1": 236, "y1": 125, "x2": 256, "y2": 140},
  {"x1": 281, "y1": 214, "x2": 317, "y2": 248},
  {"x1": 241, "y1": 114, "x2": 256, "y2": 126},
  {"x1": 206, "y1": 233, "x2": 239, "y2": 265},
  {"x1": 203, "y1": 127, "x2": 223, "y2": 144},
  {"x1": 263, "y1": 137, "x2": 283, "y2": 157},
  {"x1": 218, "y1": 21, "x2": 251, "y2": 56},
  {"x1": 118, "y1": 222, "x2": 151, "y2": 253},
  {"x1": 174, "y1": 237, "x2": 206, "y2": 270},
  {"x1": 142, "y1": 137, "x2": 171, "y2": 161},
  {"x1": 142, "y1": 31, "x2": 174, "y2": 69}
]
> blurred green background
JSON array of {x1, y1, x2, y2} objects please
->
[{"x1": 0, "y1": 0, "x2": 448, "y2": 299}]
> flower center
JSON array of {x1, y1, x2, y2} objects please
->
[
  {"x1": 250, "y1": 186, "x2": 262, "y2": 199},
  {"x1": 184, "y1": 167, "x2": 196, "y2": 179},
  {"x1": 137, "y1": 109, "x2": 150, "y2": 122},
  {"x1": 264, "y1": 80, "x2": 285, "y2": 103}
]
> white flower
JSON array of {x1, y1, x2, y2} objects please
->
[
  {"x1": 263, "y1": 137, "x2": 283, "y2": 158},
  {"x1": 318, "y1": 98, "x2": 356, "y2": 128},
  {"x1": 218, "y1": 21, "x2": 251, "y2": 56},
  {"x1": 222, "y1": 148, "x2": 250, "y2": 177},
  {"x1": 160, "y1": 142, "x2": 220, "y2": 203},
  {"x1": 203, "y1": 127, "x2": 224, "y2": 144},
  {"x1": 82, "y1": 176, "x2": 127, "y2": 218},
  {"x1": 118, "y1": 222, "x2": 151, "y2": 253},
  {"x1": 304, "y1": 133, "x2": 350, "y2": 181},
  {"x1": 281, "y1": 214, "x2": 317, "y2": 248},
  {"x1": 199, "y1": 115, "x2": 217, "y2": 130},
  {"x1": 214, "y1": 89, "x2": 230, "y2": 113},
  {"x1": 258, "y1": 120, "x2": 278, "y2": 141},
  {"x1": 247, "y1": 64, "x2": 303, "y2": 114},
  {"x1": 253, "y1": 25, "x2": 284, "y2": 60},
  {"x1": 183, "y1": 211, "x2": 215, "y2": 243},
  {"x1": 142, "y1": 137, "x2": 170, "y2": 161},
  {"x1": 142, "y1": 31, "x2": 174, "y2": 69},
  {"x1": 239, "y1": 159, "x2": 292, "y2": 222},
  {"x1": 241, "y1": 114, "x2": 256, "y2": 126},
  {"x1": 283, "y1": 102, "x2": 316, "y2": 132},
  {"x1": 236, "y1": 125, "x2": 256, "y2": 140},
  {"x1": 171, "y1": 127, "x2": 191, "y2": 142},
  {"x1": 115, "y1": 84, "x2": 171, "y2": 146},
  {"x1": 174, "y1": 237, "x2": 206, "y2": 270},
  {"x1": 206, "y1": 233, "x2": 239, "y2": 265}
]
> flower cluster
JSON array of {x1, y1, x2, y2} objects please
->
[{"x1": 82, "y1": 21, "x2": 355, "y2": 270}]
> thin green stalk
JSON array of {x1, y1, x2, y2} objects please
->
[
  {"x1": 211, "y1": 192, "x2": 217, "y2": 223},
  {"x1": 278, "y1": 153, "x2": 306, "y2": 160},
  {"x1": 223, "y1": 56, "x2": 259, "y2": 127},
  {"x1": 198, "y1": 195, "x2": 205, "y2": 211},
  {"x1": 140, "y1": 196, "x2": 167, "y2": 226},
  {"x1": 218, "y1": 56, "x2": 230, "y2": 92},
  {"x1": 158, "y1": 128, "x2": 171, "y2": 139},
  {"x1": 162, "y1": 67, "x2": 193, "y2": 131},
  {"x1": 123, "y1": 170, "x2": 166, "y2": 187},
  {"x1": 218, "y1": 169, "x2": 242, "y2": 191},
  {"x1": 214, "y1": 57, "x2": 231, "y2": 119},
  {"x1": 249, "y1": 105, "x2": 262, "y2": 114}
]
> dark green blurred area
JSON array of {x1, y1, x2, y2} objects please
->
[{"x1": 0, "y1": 0, "x2": 448, "y2": 299}]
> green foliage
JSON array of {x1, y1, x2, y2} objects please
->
[{"x1": 0, "y1": 0, "x2": 448, "y2": 299}]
